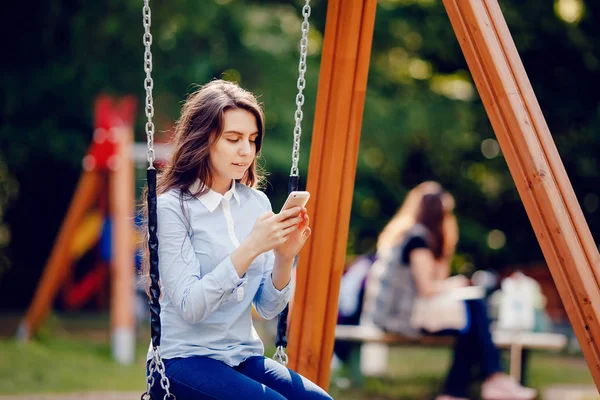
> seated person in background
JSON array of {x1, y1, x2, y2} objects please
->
[{"x1": 361, "y1": 181, "x2": 536, "y2": 400}]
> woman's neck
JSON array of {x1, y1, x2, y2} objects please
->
[{"x1": 211, "y1": 178, "x2": 233, "y2": 195}]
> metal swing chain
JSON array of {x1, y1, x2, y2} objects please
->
[
  {"x1": 141, "y1": 2, "x2": 174, "y2": 400},
  {"x1": 290, "y1": 0, "x2": 312, "y2": 177},
  {"x1": 273, "y1": 0, "x2": 311, "y2": 367},
  {"x1": 144, "y1": 0, "x2": 311, "y2": 381},
  {"x1": 273, "y1": 344, "x2": 289, "y2": 366},
  {"x1": 143, "y1": 347, "x2": 175, "y2": 400},
  {"x1": 143, "y1": 0, "x2": 156, "y2": 170}
]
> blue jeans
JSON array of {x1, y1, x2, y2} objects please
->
[
  {"x1": 425, "y1": 299, "x2": 503, "y2": 398},
  {"x1": 147, "y1": 355, "x2": 333, "y2": 400}
]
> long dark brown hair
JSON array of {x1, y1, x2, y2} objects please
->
[
  {"x1": 377, "y1": 181, "x2": 458, "y2": 260},
  {"x1": 140, "y1": 79, "x2": 266, "y2": 291}
]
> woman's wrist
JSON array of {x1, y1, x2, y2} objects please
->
[
  {"x1": 274, "y1": 251, "x2": 295, "y2": 266},
  {"x1": 240, "y1": 237, "x2": 262, "y2": 259},
  {"x1": 231, "y1": 240, "x2": 260, "y2": 277},
  {"x1": 272, "y1": 253, "x2": 294, "y2": 290}
]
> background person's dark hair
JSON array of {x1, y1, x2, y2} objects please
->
[
  {"x1": 377, "y1": 181, "x2": 457, "y2": 261},
  {"x1": 416, "y1": 192, "x2": 446, "y2": 259}
]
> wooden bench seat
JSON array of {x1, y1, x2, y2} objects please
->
[{"x1": 334, "y1": 324, "x2": 567, "y2": 383}]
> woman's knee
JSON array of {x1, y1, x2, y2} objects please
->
[
  {"x1": 287, "y1": 388, "x2": 332, "y2": 400},
  {"x1": 288, "y1": 377, "x2": 333, "y2": 400},
  {"x1": 236, "y1": 356, "x2": 333, "y2": 400},
  {"x1": 313, "y1": 391, "x2": 334, "y2": 400}
]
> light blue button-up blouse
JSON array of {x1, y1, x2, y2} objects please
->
[{"x1": 146, "y1": 181, "x2": 291, "y2": 366}]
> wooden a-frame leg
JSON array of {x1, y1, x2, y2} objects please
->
[{"x1": 17, "y1": 170, "x2": 101, "y2": 340}]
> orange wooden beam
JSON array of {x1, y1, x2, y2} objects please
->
[
  {"x1": 287, "y1": 0, "x2": 377, "y2": 389},
  {"x1": 17, "y1": 170, "x2": 101, "y2": 340},
  {"x1": 442, "y1": 0, "x2": 600, "y2": 388}
]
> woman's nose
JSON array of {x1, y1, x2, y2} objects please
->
[{"x1": 239, "y1": 140, "x2": 252, "y2": 156}]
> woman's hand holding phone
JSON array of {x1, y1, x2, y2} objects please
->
[
  {"x1": 274, "y1": 191, "x2": 311, "y2": 260},
  {"x1": 245, "y1": 207, "x2": 304, "y2": 256},
  {"x1": 233, "y1": 205, "x2": 304, "y2": 278},
  {"x1": 243, "y1": 191, "x2": 311, "y2": 259},
  {"x1": 274, "y1": 207, "x2": 311, "y2": 261}
]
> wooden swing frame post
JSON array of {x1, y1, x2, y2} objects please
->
[
  {"x1": 290, "y1": 0, "x2": 600, "y2": 390},
  {"x1": 442, "y1": 0, "x2": 600, "y2": 387},
  {"x1": 287, "y1": 0, "x2": 378, "y2": 386}
]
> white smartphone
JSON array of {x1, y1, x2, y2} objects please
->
[{"x1": 280, "y1": 191, "x2": 311, "y2": 213}]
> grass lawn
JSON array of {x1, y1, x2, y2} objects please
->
[
  {"x1": 0, "y1": 314, "x2": 595, "y2": 399},
  {"x1": 329, "y1": 347, "x2": 595, "y2": 400},
  {"x1": 0, "y1": 313, "x2": 148, "y2": 395},
  {"x1": 0, "y1": 335, "x2": 148, "y2": 394}
]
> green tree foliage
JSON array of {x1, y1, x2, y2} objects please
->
[
  {"x1": 0, "y1": 0, "x2": 598, "y2": 308},
  {"x1": 353, "y1": 0, "x2": 600, "y2": 274}
]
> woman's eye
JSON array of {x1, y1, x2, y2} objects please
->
[{"x1": 227, "y1": 138, "x2": 239, "y2": 143}]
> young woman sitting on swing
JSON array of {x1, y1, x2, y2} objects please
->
[{"x1": 142, "y1": 79, "x2": 333, "y2": 400}]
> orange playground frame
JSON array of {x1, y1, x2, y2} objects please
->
[{"x1": 288, "y1": 0, "x2": 600, "y2": 391}]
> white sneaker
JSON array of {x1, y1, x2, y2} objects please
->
[{"x1": 481, "y1": 374, "x2": 537, "y2": 400}]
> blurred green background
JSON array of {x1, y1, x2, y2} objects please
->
[
  {"x1": 0, "y1": 0, "x2": 598, "y2": 335},
  {"x1": 0, "y1": 0, "x2": 599, "y2": 397}
]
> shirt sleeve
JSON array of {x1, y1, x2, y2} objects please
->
[
  {"x1": 400, "y1": 234, "x2": 429, "y2": 265},
  {"x1": 251, "y1": 190, "x2": 291, "y2": 319},
  {"x1": 157, "y1": 193, "x2": 243, "y2": 324},
  {"x1": 253, "y1": 250, "x2": 291, "y2": 320}
]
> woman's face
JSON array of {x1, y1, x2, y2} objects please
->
[{"x1": 209, "y1": 108, "x2": 258, "y2": 193}]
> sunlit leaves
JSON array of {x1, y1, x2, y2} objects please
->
[{"x1": 555, "y1": 0, "x2": 585, "y2": 24}]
